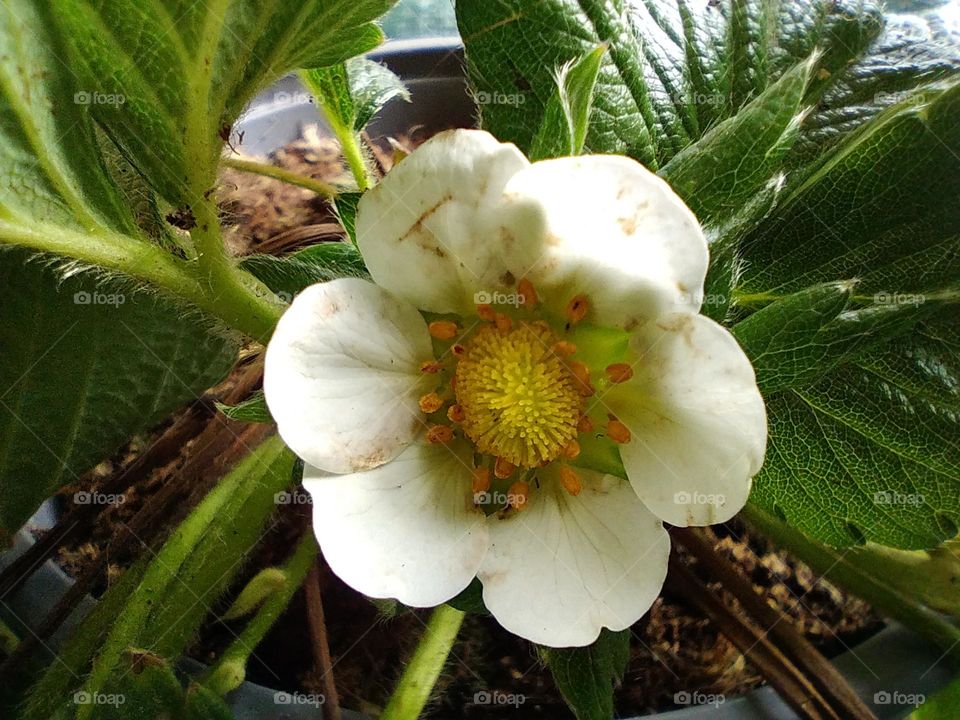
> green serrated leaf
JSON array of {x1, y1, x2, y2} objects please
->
[
  {"x1": 0, "y1": 251, "x2": 236, "y2": 533},
  {"x1": 659, "y1": 51, "x2": 817, "y2": 224},
  {"x1": 457, "y1": 0, "x2": 885, "y2": 168},
  {"x1": 751, "y1": 308, "x2": 960, "y2": 549},
  {"x1": 216, "y1": 391, "x2": 272, "y2": 424},
  {"x1": 732, "y1": 281, "x2": 938, "y2": 394},
  {"x1": 739, "y1": 79, "x2": 960, "y2": 297},
  {"x1": 530, "y1": 44, "x2": 607, "y2": 161},
  {"x1": 47, "y1": 0, "x2": 395, "y2": 205},
  {"x1": 540, "y1": 629, "x2": 629, "y2": 720},
  {"x1": 241, "y1": 242, "x2": 369, "y2": 299}
]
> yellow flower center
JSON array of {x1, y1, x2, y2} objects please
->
[{"x1": 454, "y1": 323, "x2": 581, "y2": 468}]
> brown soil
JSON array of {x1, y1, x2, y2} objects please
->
[{"x1": 49, "y1": 126, "x2": 879, "y2": 719}]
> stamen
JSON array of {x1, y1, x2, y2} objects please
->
[
  {"x1": 577, "y1": 415, "x2": 594, "y2": 433},
  {"x1": 562, "y1": 439, "x2": 581, "y2": 459},
  {"x1": 455, "y1": 323, "x2": 582, "y2": 468},
  {"x1": 552, "y1": 340, "x2": 577, "y2": 357},
  {"x1": 452, "y1": 343, "x2": 466, "y2": 356},
  {"x1": 605, "y1": 363, "x2": 634, "y2": 384},
  {"x1": 507, "y1": 480, "x2": 529, "y2": 510},
  {"x1": 494, "y1": 313, "x2": 513, "y2": 333},
  {"x1": 476, "y1": 304, "x2": 496, "y2": 322},
  {"x1": 494, "y1": 456, "x2": 516, "y2": 479},
  {"x1": 565, "y1": 294, "x2": 589, "y2": 325},
  {"x1": 447, "y1": 404, "x2": 465, "y2": 423},
  {"x1": 426, "y1": 425, "x2": 454, "y2": 444},
  {"x1": 472, "y1": 466, "x2": 491, "y2": 495},
  {"x1": 420, "y1": 360, "x2": 442, "y2": 374},
  {"x1": 429, "y1": 320, "x2": 459, "y2": 340},
  {"x1": 569, "y1": 360, "x2": 595, "y2": 397},
  {"x1": 418, "y1": 392, "x2": 443, "y2": 414},
  {"x1": 606, "y1": 419, "x2": 631, "y2": 444},
  {"x1": 517, "y1": 278, "x2": 538, "y2": 307},
  {"x1": 559, "y1": 466, "x2": 582, "y2": 496}
]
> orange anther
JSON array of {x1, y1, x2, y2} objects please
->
[
  {"x1": 494, "y1": 313, "x2": 513, "y2": 333},
  {"x1": 569, "y1": 360, "x2": 595, "y2": 396},
  {"x1": 418, "y1": 392, "x2": 443, "y2": 414},
  {"x1": 507, "y1": 480, "x2": 529, "y2": 510},
  {"x1": 605, "y1": 363, "x2": 634, "y2": 384},
  {"x1": 606, "y1": 419, "x2": 631, "y2": 444},
  {"x1": 494, "y1": 456, "x2": 516, "y2": 479},
  {"x1": 565, "y1": 294, "x2": 589, "y2": 325},
  {"x1": 472, "y1": 466, "x2": 491, "y2": 495},
  {"x1": 452, "y1": 343, "x2": 466, "y2": 356},
  {"x1": 558, "y1": 466, "x2": 582, "y2": 496},
  {"x1": 517, "y1": 278, "x2": 538, "y2": 307},
  {"x1": 426, "y1": 425, "x2": 454, "y2": 444},
  {"x1": 420, "y1": 360, "x2": 442, "y2": 374},
  {"x1": 562, "y1": 439, "x2": 581, "y2": 460},
  {"x1": 577, "y1": 415, "x2": 594, "y2": 434},
  {"x1": 476, "y1": 304, "x2": 496, "y2": 321},
  {"x1": 428, "y1": 320, "x2": 459, "y2": 340},
  {"x1": 552, "y1": 340, "x2": 577, "y2": 357},
  {"x1": 447, "y1": 404, "x2": 465, "y2": 423}
]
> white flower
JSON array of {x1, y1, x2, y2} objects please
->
[{"x1": 264, "y1": 130, "x2": 767, "y2": 647}]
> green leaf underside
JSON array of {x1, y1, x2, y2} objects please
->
[
  {"x1": 0, "y1": 250, "x2": 236, "y2": 533},
  {"x1": 49, "y1": 0, "x2": 395, "y2": 205},
  {"x1": 240, "y1": 241, "x2": 369, "y2": 298},
  {"x1": 541, "y1": 629, "x2": 630, "y2": 720},
  {"x1": 530, "y1": 44, "x2": 606, "y2": 161},
  {"x1": 752, "y1": 308, "x2": 960, "y2": 550},
  {"x1": 303, "y1": 57, "x2": 409, "y2": 134},
  {"x1": 25, "y1": 436, "x2": 295, "y2": 720}
]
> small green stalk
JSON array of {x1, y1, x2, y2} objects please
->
[
  {"x1": 337, "y1": 126, "x2": 374, "y2": 191},
  {"x1": 742, "y1": 503, "x2": 960, "y2": 667},
  {"x1": 205, "y1": 534, "x2": 319, "y2": 696},
  {"x1": 381, "y1": 604, "x2": 465, "y2": 720},
  {"x1": 222, "y1": 157, "x2": 339, "y2": 197}
]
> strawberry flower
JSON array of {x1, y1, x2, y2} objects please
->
[{"x1": 264, "y1": 130, "x2": 767, "y2": 647}]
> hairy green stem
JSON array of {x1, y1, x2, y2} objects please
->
[
  {"x1": 205, "y1": 534, "x2": 319, "y2": 696},
  {"x1": 338, "y1": 127, "x2": 374, "y2": 191},
  {"x1": 0, "y1": 217, "x2": 282, "y2": 342},
  {"x1": 743, "y1": 503, "x2": 960, "y2": 667},
  {"x1": 223, "y1": 156, "x2": 339, "y2": 197},
  {"x1": 381, "y1": 605, "x2": 465, "y2": 720}
]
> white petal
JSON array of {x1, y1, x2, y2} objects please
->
[
  {"x1": 478, "y1": 471, "x2": 670, "y2": 647},
  {"x1": 356, "y1": 129, "x2": 536, "y2": 315},
  {"x1": 607, "y1": 313, "x2": 768, "y2": 527},
  {"x1": 305, "y1": 441, "x2": 488, "y2": 607},
  {"x1": 501, "y1": 155, "x2": 708, "y2": 330},
  {"x1": 264, "y1": 278, "x2": 432, "y2": 473}
]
